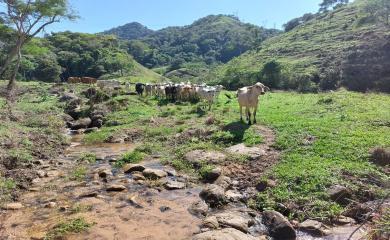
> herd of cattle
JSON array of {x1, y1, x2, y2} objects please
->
[{"x1": 67, "y1": 77, "x2": 269, "y2": 124}]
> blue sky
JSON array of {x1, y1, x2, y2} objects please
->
[{"x1": 44, "y1": 0, "x2": 323, "y2": 33}]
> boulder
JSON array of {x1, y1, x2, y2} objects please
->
[
  {"x1": 199, "y1": 184, "x2": 227, "y2": 208},
  {"x1": 70, "y1": 117, "x2": 92, "y2": 130},
  {"x1": 90, "y1": 118, "x2": 104, "y2": 128},
  {"x1": 188, "y1": 200, "x2": 209, "y2": 217},
  {"x1": 226, "y1": 143, "x2": 266, "y2": 160},
  {"x1": 142, "y1": 168, "x2": 167, "y2": 180},
  {"x1": 327, "y1": 185, "x2": 352, "y2": 205},
  {"x1": 62, "y1": 114, "x2": 74, "y2": 122},
  {"x1": 204, "y1": 167, "x2": 222, "y2": 183},
  {"x1": 97, "y1": 168, "x2": 112, "y2": 178},
  {"x1": 78, "y1": 190, "x2": 99, "y2": 198},
  {"x1": 298, "y1": 219, "x2": 330, "y2": 236},
  {"x1": 214, "y1": 176, "x2": 232, "y2": 190},
  {"x1": 202, "y1": 216, "x2": 219, "y2": 229},
  {"x1": 106, "y1": 184, "x2": 126, "y2": 192},
  {"x1": 185, "y1": 150, "x2": 227, "y2": 168},
  {"x1": 192, "y1": 228, "x2": 257, "y2": 240},
  {"x1": 164, "y1": 180, "x2": 186, "y2": 190},
  {"x1": 132, "y1": 172, "x2": 146, "y2": 181},
  {"x1": 123, "y1": 164, "x2": 145, "y2": 174},
  {"x1": 225, "y1": 190, "x2": 244, "y2": 202},
  {"x1": 59, "y1": 92, "x2": 78, "y2": 102},
  {"x1": 262, "y1": 210, "x2": 296, "y2": 240},
  {"x1": 213, "y1": 211, "x2": 252, "y2": 233}
]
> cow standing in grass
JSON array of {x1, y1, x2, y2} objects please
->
[
  {"x1": 135, "y1": 83, "x2": 145, "y2": 96},
  {"x1": 237, "y1": 82, "x2": 269, "y2": 125}
]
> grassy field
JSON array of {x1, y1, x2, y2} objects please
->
[
  {"x1": 1, "y1": 81, "x2": 388, "y2": 221},
  {"x1": 82, "y1": 87, "x2": 389, "y2": 220}
]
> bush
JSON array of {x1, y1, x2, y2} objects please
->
[{"x1": 115, "y1": 149, "x2": 145, "y2": 167}]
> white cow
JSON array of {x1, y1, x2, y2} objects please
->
[{"x1": 237, "y1": 82, "x2": 269, "y2": 125}]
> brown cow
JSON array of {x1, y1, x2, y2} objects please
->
[
  {"x1": 81, "y1": 77, "x2": 97, "y2": 84},
  {"x1": 68, "y1": 77, "x2": 81, "y2": 84}
]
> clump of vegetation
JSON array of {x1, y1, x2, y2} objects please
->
[
  {"x1": 243, "y1": 129, "x2": 264, "y2": 146},
  {"x1": 211, "y1": 130, "x2": 235, "y2": 145},
  {"x1": 0, "y1": 177, "x2": 16, "y2": 204},
  {"x1": 44, "y1": 218, "x2": 93, "y2": 240},
  {"x1": 78, "y1": 153, "x2": 97, "y2": 163},
  {"x1": 115, "y1": 149, "x2": 146, "y2": 167},
  {"x1": 69, "y1": 166, "x2": 87, "y2": 182}
]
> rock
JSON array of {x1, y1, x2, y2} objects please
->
[
  {"x1": 90, "y1": 118, "x2": 104, "y2": 128},
  {"x1": 47, "y1": 170, "x2": 60, "y2": 177},
  {"x1": 127, "y1": 194, "x2": 144, "y2": 208},
  {"x1": 98, "y1": 168, "x2": 112, "y2": 178},
  {"x1": 214, "y1": 176, "x2": 232, "y2": 190},
  {"x1": 59, "y1": 92, "x2": 78, "y2": 102},
  {"x1": 104, "y1": 155, "x2": 118, "y2": 162},
  {"x1": 159, "y1": 206, "x2": 171, "y2": 212},
  {"x1": 84, "y1": 127, "x2": 98, "y2": 133},
  {"x1": 105, "y1": 135, "x2": 124, "y2": 143},
  {"x1": 30, "y1": 232, "x2": 46, "y2": 240},
  {"x1": 106, "y1": 184, "x2": 127, "y2": 192},
  {"x1": 70, "y1": 117, "x2": 92, "y2": 130},
  {"x1": 188, "y1": 200, "x2": 209, "y2": 217},
  {"x1": 299, "y1": 219, "x2": 329, "y2": 236},
  {"x1": 327, "y1": 185, "x2": 351, "y2": 205},
  {"x1": 164, "y1": 168, "x2": 177, "y2": 177},
  {"x1": 44, "y1": 202, "x2": 57, "y2": 209},
  {"x1": 2, "y1": 202, "x2": 23, "y2": 210},
  {"x1": 225, "y1": 190, "x2": 244, "y2": 202},
  {"x1": 335, "y1": 215, "x2": 356, "y2": 225},
  {"x1": 142, "y1": 168, "x2": 167, "y2": 180},
  {"x1": 202, "y1": 216, "x2": 219, "y2": 229},
  {"x1": 204, "y1": 167, "x2": 222, "y2": 183},
  {"x1": 164, "y1": 180, "x2": 186, "y2": 190},
  {"x1": 184, "y1": 150, "x2": 227, "y2": 168},
  {"x1": 226, "y1": 143, "x2": 266, "y2": 160},
  {"x1": 256, "y1": 179, "x2": 277, "y2": 192},
  {"x1": 132, "y1": 172, "x2": 146, "y2": 181},
  {"x1": 262, "y1": 210, "x2": 296, "y2": 240},
  {"x1": 36, "y1": 170, "x2": 47, "y2": 178},
  {"x1": 32, "y1": 178, "x2": 41, "y2": 184},
  {"x1": 123, "y1": 164, "x2": 145, "y2": 174},
  {"x1": 63, "y1": 114, "x2": 74, "y2": 122},
  {"x1": 199, "y1": 184, "x2": 227, "y2": 208},
  {"x1": 192, "y1": 228, "x2": 257, "y2": 240},
  {"x1": 78, "y1": 191, "x2": 99, "y2": 198},
  {"x1": 213, "y1": 211, "x2": 252, "y2": 233}
]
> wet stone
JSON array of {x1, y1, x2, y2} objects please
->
[
  {"x1": 106, "y1": 184, "x2": 127, "y2": 192},
  {"x1": 123, "y1": 164, "x2": 145, "y2": 174},
  {"x1": 159, "y1": 206, "x2": 171, "y2": 212},
  {"x1": 188, "y1": 200, "x2": 209, "y2": 217},
  {"x1": 142, "y1": 168, "x2": 167, "y2": 180},
  {"x1": 164, "y1": 180, "x2": 186, "y2": 190}
]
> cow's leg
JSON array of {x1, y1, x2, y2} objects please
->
[
  {"x1": 240, "y1": 105, "x2": 243, "y2": 122},
  {"x1": 245, "y1": 107, "x2": 249, "y2": 122},
  {"x1": 254, "y1": 105, "x2": 258, "y2": 124},
  {"x1": 248, "y1": 108, "x2": 252, "y2": 125}
]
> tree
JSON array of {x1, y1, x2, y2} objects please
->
[
  {"x1": 319, "y1": 0, "x2": 349, "y2": 12},
  {"x1": 0, "y1": 0, "x2": 76, "y2": 96},
  {"x1": 365, "y1": 0, "x2": 390, "y2": 26}
]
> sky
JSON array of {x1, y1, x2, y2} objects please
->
[{"x1": 42, "y1": 0, "x2": 323, "y2": 34}]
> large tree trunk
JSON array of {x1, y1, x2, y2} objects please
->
[
  {"x1": 0, "y1": 46, "x2": 18, "y2": 78},
  {"x1": 7, "y1": 40, "x2": 22, "y2": 98}
]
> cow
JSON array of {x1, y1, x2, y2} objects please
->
[
  {"x1": 165, "y1": 85, "x2": 178, "y2": 102},
  {"x1": 145, "y1": 84, "x2": 153, "y2": 96},
  {"x1": 197, "y1": 86, "x2": 222, "y2": 110},
  {"x1": 135, "y1": 83, "x2": 145, "y2": 96},
  {"x1": 237, "y1": 82, "x2": 269, "y2": 125},
  {"x1": 81, "y1": 77, "x2": 97, "y2": 84},
  {"x1": 68, "y1": 77, "x2": 81, "y2": 84}
]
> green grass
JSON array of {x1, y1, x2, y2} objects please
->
[
  {"x1": 78, "y1": 153, "x2": 97, "y2": 163},
  {"x1": 44, "y1": 217, "x2": 93, "y2": 240},
  {"x1": 69, "y1": 166, "x2": 88, "y2": 182},
  {"x1": 0, "y1": 177, "x2": 16, "y2": 204},
  {"x1": 55, "y1": 84, "x2": 389, "y2": 221}
]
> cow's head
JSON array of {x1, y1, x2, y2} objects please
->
[{"x1": 253, "y1": 82, "x2": 269, "y2": 95}]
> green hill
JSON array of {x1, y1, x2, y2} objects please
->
[
  {"x1": 208, "y1": 0, "x2": 390, "y2": 92},
  {"x1": 103, "y1": 15, "x2": 281, "y2": 77},
  {"x1": 102, "y1": 22, "x2": 154, "y2": 40}
]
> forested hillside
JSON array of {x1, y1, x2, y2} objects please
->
[
  {"x1": 208, "y1": 0, "x2": 390, "y2": 92},
  {"x1": 103, "y1": 15, "x2": 281, "y2": 78},
  {"x1": 0, "y1": 28, "x2": 164, "y2": 82}
]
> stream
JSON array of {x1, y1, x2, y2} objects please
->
[{"x1": 0, "y1": 132, "x2": 366, "y2": 240}]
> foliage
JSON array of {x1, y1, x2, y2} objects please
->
[
  {"x1": 78, "y1": 153, "x2": 97, "y2": 163},
  {"x1": 209, "y1": 0, "x2": 390, "y2": 92},
  {"x1": 44, "y1": 217, "x2": 93, "y2": 240},
  {"x1": 115, "y1": 149, "x2": 145, "y2": 167},
  {"x1": 104, "y1": 15, "x2": 280, "y2": 71}
]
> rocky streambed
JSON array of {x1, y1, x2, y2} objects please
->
[{"x1": 0, "y1": 131, "x2": 367, "y2": 240}]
